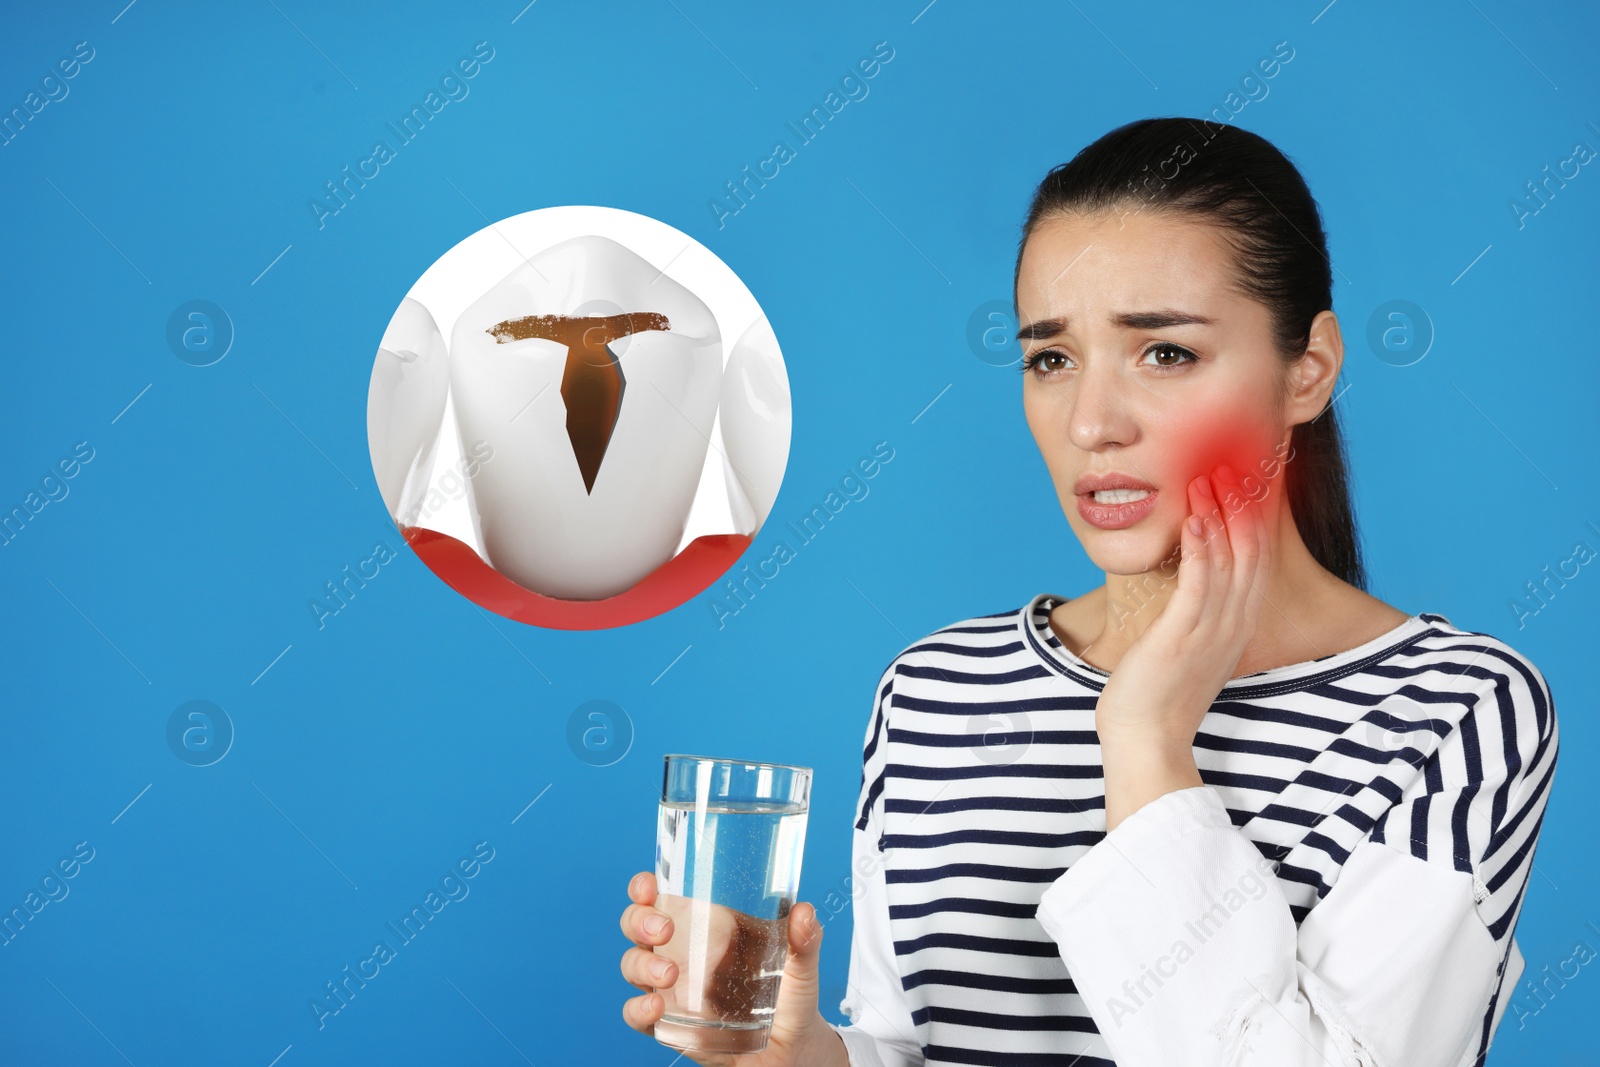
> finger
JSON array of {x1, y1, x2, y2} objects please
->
[
  {"x1": 769, "y1": 903, "x2": 826, "y2": 1049},
  {"x1": 1181, "y1": 475, "x2": 1214, "y2": 578},
  {"x1": 1162, "y1": 477, "x2": 1211, "y2": 632},
  {"x1": 622, "y1": 990, "x2": 665, "y2": 1034},
  {"x1": 788, "y1": 901, "x2": 824, "y2": 964},
  {"x1": 1192, "y1": 471, "x2": 1226, "y2": 588},
  {"x1": 620, "y1": 901, "x2": 673, "y2": 947},
  {"x1": 628, "y1": 871, "x2": 656, "y2": 905},
  {"x1": 1215, "y1": 465, "x2": 1260, "y2": 602},
  {"x1": 621, "y1": 944, "x2": 677, "y2": 992},
  {"x1": 1204, "y1": 468, "x2": 1235, "y2": 581}
]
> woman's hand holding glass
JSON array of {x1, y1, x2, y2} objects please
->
[{"x1": 618, "y1": 871, "x2": 846, "y2": 1067}]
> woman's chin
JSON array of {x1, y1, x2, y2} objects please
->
[{"x1": 1077, "y1": 526, "x2": 1181, "y2": 576}]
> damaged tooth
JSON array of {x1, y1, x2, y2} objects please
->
[
  {"x1": 368, "y1": 297, "x2": 450, "y2": 526},
  {"x1": 450, "y1": 235, "x2": 722, "y2": 600}
]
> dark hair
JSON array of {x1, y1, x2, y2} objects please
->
[{"x1": 1015, "y1": 117, "x2": 1365, "y2": 590}]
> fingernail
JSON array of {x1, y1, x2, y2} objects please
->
[
  {"x1": 1217, "y1": 464, "x2": 1237, "y2": 480},
  {"x1": 645, "y1": 914, "x2": 668, "y2": 937},
  {"x1": 1195, "y1": 476, "x2": 1214, "y2": 499},
  {"x1": 1187, "y1": 515, "x2": 1203, "y2": 536},
  {"x1": 650, "y1": 957, "x2": 671, "y2": 980}
]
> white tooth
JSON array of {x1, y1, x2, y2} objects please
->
[
  {"x1": 1092, "y1": 488, "x2": 1150, "y2": 504},
  {"x1": 718, "y1": 316, "x2": 790, "y2": 536},
  {"x1": 368, "y1": 297, "x2": 450, "y2": 526},
  {"x1": 449, "y1": 235, "x2": 722, "y2": 600}
]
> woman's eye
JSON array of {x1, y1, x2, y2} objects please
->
[
  {"x1": 1019, "y1": 350, "x2": 1071, "y2": 376},
  {"x1": 1141, "y1": 342, "x2": 1197, "y2": 368}
]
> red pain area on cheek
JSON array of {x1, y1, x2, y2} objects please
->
[{"x1": 1172, "y1": 414, "x2": 1289, "y2": 510}]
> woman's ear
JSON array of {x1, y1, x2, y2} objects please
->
[{"x1": 1286, "y1": 310, "x2": 1344, "y2": 426}]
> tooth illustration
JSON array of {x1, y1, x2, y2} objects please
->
[
  {"x1": 450, "y1": 235, "x2": 722, "y2": 600},
  {"x1": 718, "y1": 316, "x2": 790, "y2": 535},
  {"x1": 368, "y1": 297, "x2": 450, "y2": 526}
]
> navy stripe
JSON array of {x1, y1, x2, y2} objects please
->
[
  {"x1": 893, "y1": 696, "x2": 1096, "y2": 717},
  {"x1": 920, "y1": 1006, "x2": 1100, "y2": 1033},
  {"x1": 885, "y1": 794, "x2": 1103, "y2": 817},
  {"x1": 887, "y1": 862, "x2": 1065, "y2": 885},
  {"x1": 891, "y1": 728, "x2": 1100, "y2": 748},
  {"x1": 924, "y1": 1045, "x2": 1115, "y2": 1066},
  {"x1": 1192, "y1": 733, "x2": 1322, "y2": 760},
  {"x1": 897, "y1": 932, "x2": 1063, "y2": 958},
  {"x1": 902, "y1": 968, "x2": 1079, "y2": 996},
  {"x1": 883, "y1": 827, "x2": 1103, "y2": 850},
  {"x1": 908, "y1": 640, "x2": 1027, "y2": 659},
  {"x1": 887, "y1": 762, "x2": 1104, "y2": 782},
  {"x1": 942, "y1": 621, "x2": 1021, "y2": 633},
  {"x1": 890, "y1": 896, "x2": 1050, "y2": 921},
  {"x1": 897, "y1": 662, "x2": 1057, "y2": 686}
]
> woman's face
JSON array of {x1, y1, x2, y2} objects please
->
[{"x1": 1016, "y1": 208, "x2": 1291, "y2": 576}]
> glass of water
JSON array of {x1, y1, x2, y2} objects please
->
[{"x1": 651, "y1": 754, "x2": 812, "y2": 1055}]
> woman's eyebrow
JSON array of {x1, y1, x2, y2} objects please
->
[
  {"x1": 1016, "y1": 317, "x2": 1067, "y2": 342},
  {"x1": 1015, "y1": 309, "x2": 1214, "y2": 342}
]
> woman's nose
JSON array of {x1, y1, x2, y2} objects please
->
[{"x1": 1066, "y1": 362, "x2": 1136, "y2": 450}]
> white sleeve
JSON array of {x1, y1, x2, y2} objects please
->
[
  {"x1": 1035, "y1": 648, "x2": 1557, "y2": 1067},
  {"x1": 1035, "y1": 786, "x2": 1500, "y2": 1066},
  {"x1": 829, "y1": 664, "x2": 924, "y2": 1067},
  {"x1": 828, "y1": 802, "x2": 924, "y2": 1067}
]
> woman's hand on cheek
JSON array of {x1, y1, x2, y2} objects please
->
[{"x1": 1094, "y1": 464, "x2": 1273, "y2": 752}]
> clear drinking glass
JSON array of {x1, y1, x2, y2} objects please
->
[{"x1": 651, "y1": 754, "x2": 812, "y2": 1054}]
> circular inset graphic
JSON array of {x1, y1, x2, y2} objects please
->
[
  {"x1": 967, "y1": 300, "x2": 1021, "y2": 367},
  {"x1": 566, "y1": 699, "x2": 634, "y2": 767},
  {"x1": 367, "y1": 207, "x2": 793, "y2": 629},
  {"x1": 166, "y1": 699, "x2": 234, "y2": 767},
  {"x1": 1365, "y1": 299, "x2": 1433, "y2": 367},
  {"x1": 166, "y1": 300, "x2": 234, "y2": 367}
]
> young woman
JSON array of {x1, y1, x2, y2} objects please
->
[{"x1": 617, "y1": 118, "x2": 1558, "y2": 1067}]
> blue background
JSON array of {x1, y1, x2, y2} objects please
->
[{"x1": 2, "y1": 1, "x2": 1596, "y2": 1063}]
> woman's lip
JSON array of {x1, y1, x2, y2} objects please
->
[{"x1": 1076, "y1": 489, "x2": 1159, "y2": 530}]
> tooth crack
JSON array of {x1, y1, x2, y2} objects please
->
[
  {"x1": 485, "y1": 311, "x2": 671, "y2": 495},
  {"x1": 486, "y1": 311, "x2": 670, "y2": 345}
]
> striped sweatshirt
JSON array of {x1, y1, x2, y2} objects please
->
[{"x1": 829, "y1": 593, "x2": 1558, "y2": 1067}]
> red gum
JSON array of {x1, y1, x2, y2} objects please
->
[{"x1": 402, "y1": 526, "x2": 751, "y2": 629}]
